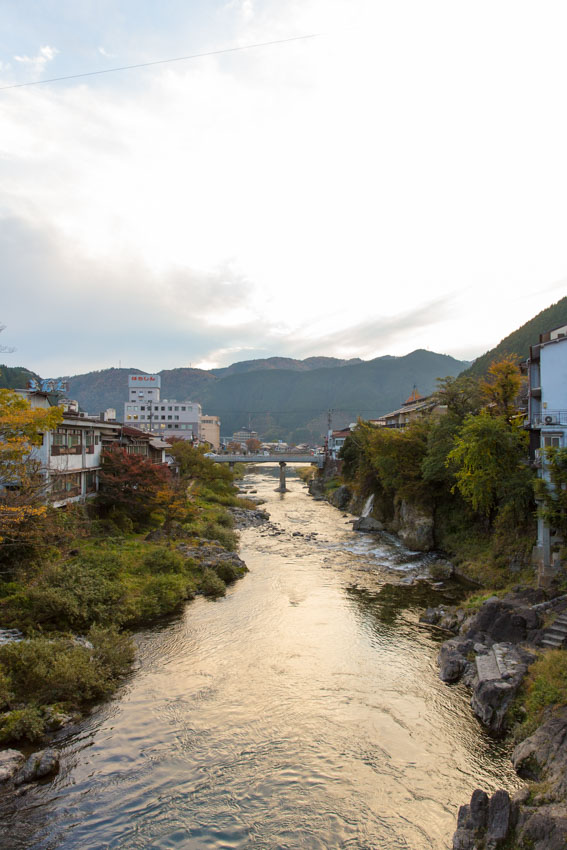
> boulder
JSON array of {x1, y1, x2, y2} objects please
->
[
  {"x1": 352, "y1": 516, "x2": 384, "y2": 533},
  {"x1": 453, "y1": 790, "x2": 515, "y2": 850},
  {"x1": 512, "y1": 706, "x2": 567, "y2": 798},
  {"x1": 329, "y1": 485, "x2": 352, "y2": 510},
  {"x1": 14, "y1": 748, "x2": 59, "y2": 785},
  {"x1": 471, "y1": 679, "x2": 515, "y2": 732},
  {"x1": 486, "y1": 790, "x2": 513, "y2": 847},
  {"x1": 438, "y1": 639, "x2": 472, "y2": 683},
  {"x1": 394, "y1": 500, "x2": 434, "y2": 551},
  {"x1": 0, "y1": 749, "x2": 25, "y2": 783}
]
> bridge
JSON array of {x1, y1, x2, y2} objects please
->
[{"x1": 207, "y1": 453, "x2": 324, "y2": 492}]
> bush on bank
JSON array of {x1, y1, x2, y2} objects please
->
[
  {"x1": 0, "y1": 443, "x2": 247, "y2": 743},
  {"x1": 338, "y1": 363, "x2": 538, "y2": 589}
]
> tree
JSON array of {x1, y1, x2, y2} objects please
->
[
  {"x1": 447, "y1": 411, "x2": 531, "y2": 519},
  {"x1": 227, "y1": 441, "x2": 242, "y2": 454},
  {"x1": 245, "y1": 438, "x2": 261, "y2": 454},
  {"x1": 0, "y1": 390, "x2": 62, "y2": 546},
  {"x1": 434, "y1": 375, "x2": 482, "y2": 421},
  {"x1": 97, "y1": 449, "x2": 170, "y2": 530},
  {"x1": 536, "y1": 447, "x2": 567, "y2": 542},
  {"x1": 480, "y1": 356, "x2": 524, "y2": 422}
]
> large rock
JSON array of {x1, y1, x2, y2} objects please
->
[
  {"x1": 438, "y1": 639, "x2": 472, "y2": 683},
  {"x1": 352, "y1": 516, "x2": 384, "y2": 532},
  {"x1": 14, "y1": 748, "x2": 59, "y2": 785},
  {"x1": 512, "y1": 706, "x2": 567, "y2": 798},
  {"x1": 394, "y1": 499, "x2": 434, "y2": 551},
  {"x1": 0, "y1": 749, "x2": 25, "y2": 783},
  {"x1": 486, "y1": 790, "x2": 513, "y2": 847},
  {"x1": 453, "y1": 790, "x2": 515, "y2": 850},
  {"x1": 329, "y1": 485, "x2": 352, "y2": 510}
]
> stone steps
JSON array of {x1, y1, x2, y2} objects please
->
[{"x1": 542, "y1": 614, "x2": 567, "y2": 649}]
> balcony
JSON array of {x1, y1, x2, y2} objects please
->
[{"x1": 530, "y1": 411, "x2": 567, "y2": 427}]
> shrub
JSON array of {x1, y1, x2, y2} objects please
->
[
  {"x1": 138, "y1": 574, "x2": 191, "y2": 621},
  {"x1": 214, "y1": 561, "x2": 246, "y2": 584},
  {"x1": 200, "y1": 568, "x2": 226, "y2": 598},
  {"x1": 88, "y1": 625, "x2": 136, "y2": 680},
  {"x1": 142, "y1": 548, "x2": 186, "y2": 575},
  {"x1": 0, "y1": 637, "x2": 114, "y2": 707},
  {"x1": 0, "y1": 707, "x2": 45, "y2": 744},
  {"x1": 203, "y1": 522, "x2": 238, "y2": 551}
]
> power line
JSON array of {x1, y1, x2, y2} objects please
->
[{"x1": 0, "y1": 32, "x2": 321, "y2": 92}]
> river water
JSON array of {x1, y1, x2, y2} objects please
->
[{"x1": 3, "y1": 466, "x2": 520, "y2": 850}]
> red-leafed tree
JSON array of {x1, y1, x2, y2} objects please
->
[{"x1": 97, "y1": 449, "x2": 170, "y2": 530}]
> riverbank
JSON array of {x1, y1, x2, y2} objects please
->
[
  {"x1": 306, "y1": 464, "x2": 567, "y2": 849},
  {"x1": 0, "y1": 452, "x2": 262, "y2": 776}
]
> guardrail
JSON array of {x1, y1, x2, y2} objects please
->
[{"x1": 530, "y1": 411, "x2": 567, "y2": 427}]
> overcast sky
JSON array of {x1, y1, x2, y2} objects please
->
[{"x1": 1, "y1": 0, "x2": 566, "y2": 377}]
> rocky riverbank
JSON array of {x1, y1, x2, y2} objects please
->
[
  {"x1": 423, "y1": 591, "x2": 567, "y2": 849},
  {"x1": 307, "y1": 468, "x2": 567, "y2": 848}
]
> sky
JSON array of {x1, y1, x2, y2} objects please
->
[{"x1": 1, "y1": 0, "x2": 567, "y2": 377}]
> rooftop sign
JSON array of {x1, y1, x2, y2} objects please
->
[
  {"x1": 28, "y1": 378, "x2": 68, "y2": 394},
  {"x1": 128, "y1": 374, "x2": 161, "y2": 388}
]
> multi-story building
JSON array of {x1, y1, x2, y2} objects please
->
[
  {"x1": 200, "y1": 415, "x2": 221, "y2": 450},
  {"x1": 16, "y1": 388, "x2": 117, "y2": 507},
  {"x1": 369, "y1": 388, "x2": 446, "y2": 429},
  {"x1": 123, "y1": 374, "x2": 201, "y2": 441},
  {"x1": 524, "y1": 324, "x2": 567, "y2": 582},
  {"x1": 231, "y1": 427, "x2": 258, "y2": 449}
]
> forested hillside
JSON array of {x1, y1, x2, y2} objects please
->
[
  {"x1": 50, "y1": 350, "x2": 468, "y2": 443},
  {"x1": 466, "y1": 295, "x2": 567, "y2": 377}
]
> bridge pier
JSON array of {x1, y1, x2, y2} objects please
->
[
  {"x1": 278, "y1": 461, "x2": 287, "y2": 492},
  {"x1": 229, "y1": 462, "x2": 235, "y2": 470}
]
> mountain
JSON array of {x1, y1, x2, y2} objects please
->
[
  {"x1": 0, "y1": 352, "x2": 469, "y2": 442},
  {"x1": 47, "y1": 350, "x2": 468, "y2": 443},
  {"x1": 211, "y1": 356, "x2": 363, "y2": 377},
  {"x1": 0, "y1": 364, "x2": 39, "y2": 390},
  {"x1": 465, "y1": 295, "x2": 567, "y2": 377}
]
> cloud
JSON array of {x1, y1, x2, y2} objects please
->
[{"x1": 13, "y1": 45, "x2": 58, "y2": 76}]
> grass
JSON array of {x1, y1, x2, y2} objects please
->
[{"x1": 510, "y1": 649, "x2": 567, "y2": 744}]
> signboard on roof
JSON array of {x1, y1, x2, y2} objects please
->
[
  {"x1": 28, "y1": 378, "x2": 68, "y2": 393},
  {"x1": 128, "y1": 374, "x2": 161, "y2": 389}
]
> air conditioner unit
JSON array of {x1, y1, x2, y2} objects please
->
[{"x1": 544, "y1": 415, "x2": 558, "y2": 425}]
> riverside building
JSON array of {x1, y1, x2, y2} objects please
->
[{"x1": 124, "y1": 374, "x2": 202, "y2": 441}]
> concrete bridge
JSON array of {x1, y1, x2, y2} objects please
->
[{"x1": 207, "y1": 453, "x2": 324, "y2": 492}]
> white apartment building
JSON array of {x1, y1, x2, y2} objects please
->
[
  {"x1": 124, "y1": 374, "x2": 202, "y2": 440},
  {"x1": 525, "y1": 323, "x2": 567, "y2": 581}
]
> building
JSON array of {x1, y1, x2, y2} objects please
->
[
  {"x1": 327, "y1": 428, "x2": 352, "y2": 460},
  {"x1": 17, "y1": 388, "x2": 118, "y2": 508},
  {"x1": 200, "y1": 415, "x2": 221, "y2": 450},
  {"x1": 232, "y1": 427, "x2": 258, "y2": 448},
  {"x1": 123, "y1": 374, "x2": 202, "y2": 441},
  {"x1": 370, "y1": 388, "x2": 446, "y2": 430},
  {"x1": 524, "y1": 323, "x2": 567, "y2": 581}
]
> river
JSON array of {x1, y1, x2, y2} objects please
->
[{"x1": 2, "y1": 466, "x2": 520, "y2": 850}]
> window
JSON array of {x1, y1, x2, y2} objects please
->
[
  {"x1": 174, "y1": 424, "x2": 179, "y2": 429},
  {"x1": 168, "y1": 406, "x2": 172, "y2": 411},
  {"x1": 543, "y1": 434, "x2": 562, "y2": 448},
  {"x1": 174, "y1": 415, "x2": 179, "y2": 421},
  {"x1": 181, "y1": 406, "x2": 186, "y2": 411},
  {"x1": 161, "y1": 406, "x2": 165, "y2": 411},
  {"x1": 167, "y1": 416, "x2": 172, "y2": 420},
  {"x1": 141, "y1": 406, "x2": 145, "y2": 411},
  {"x1": 174, "y1": 406, "x2": 179, "y2": 411}
]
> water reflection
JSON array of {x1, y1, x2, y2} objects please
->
[{"x1": 1, "y1": 466, "x2": 520, "y2": 850}]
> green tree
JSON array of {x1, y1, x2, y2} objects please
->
[
  {"x1": 447, "y1": 411, "x2": 531, "y2": 518},
  {"x1": 479, "y1": 355, "x2": 524, "y2": 422}
]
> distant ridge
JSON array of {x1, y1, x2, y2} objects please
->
[
  {"x1": 211, "y1": 356, "x2": 363, "y2": 377},
  {"x1": 465, "y1": 294, "x2": 567, "y2": 377}
]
